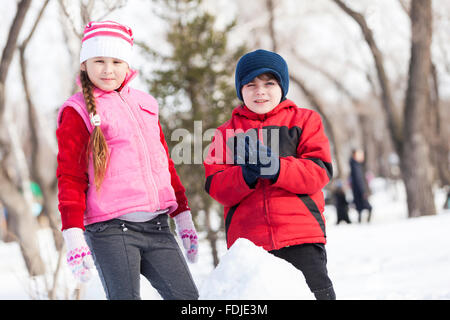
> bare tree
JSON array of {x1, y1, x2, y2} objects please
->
[
  {"x1": 0, "y1": 0, "x2": 46, "y2": 276},
  {"x1": 265, "y1": 0, "x2": 278, "y2": 52},
  {"x1": 0, "y1": 0, "x2": 129, "y2": 291},
  {"x1": 58, "y1": 0, "x2": 128, "y2": 33},
  {"x1": 332, "y1": 0, "x2": 437, "y2": 217},
  {"x1": 402, "y1": 0, "x2": 436, "y2": 217},
  {"x1": 18, "y1": 0, "x2": 63, "y2": 252},
  {"x1": 264, "y1": 0, "x2": 343, "y2": 178},
  {"x1": 332, "y1": 0, "x2": 403, "y2": 153},
  {"x1": 289, "y1": 46, "x2": 397, "y2": 180},
  {"x1": 397, "y1": 0, "x2": 449, "y2": 189}
]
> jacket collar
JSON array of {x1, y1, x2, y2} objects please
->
[
  {"x1": 232, "y1": 99, "x2": 297, "y2": 121},
  {"x1": 76, "y1": 68, "x2": 138, "y2": 98}
]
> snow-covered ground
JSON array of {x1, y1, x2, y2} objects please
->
[{"x1": 0, "y1": 178, "x2": 449, "y2": 300}]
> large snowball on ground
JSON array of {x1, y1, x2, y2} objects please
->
[{"x1": 199, "y1": 238, "x2": 312, "y2": 299}]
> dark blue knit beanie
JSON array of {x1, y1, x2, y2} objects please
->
[{"x1": 235, "y1": 49, "x2": 289, "y2": 101}]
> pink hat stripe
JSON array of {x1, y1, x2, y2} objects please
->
[
  {"x1": 83, "y1": 32, "x2": 133, "y2": 46},
  {"x1": 84, "y1": 24, "x2": 132, "y2": 37},
  {"x1": 84, "y1": 26, "x2": 133, "y2": 38},
  {"x1": 85, "y1": 21, "x2": 130, "y2": 31},
  {"x1": 83, "y1": 31, "x2": 133, "y2": 45},
  {"x1": 83, "y1": 21, "x2": 133, "y2": 43}
]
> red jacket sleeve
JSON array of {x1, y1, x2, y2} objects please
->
[
  {"x1": 203, "y1": 129, "x2": 255, "y2": 207},
  {"x1": 272, "y1": 110, "x2": 332, "y2": 194},
  {"x1": 56, "y1": 107, "x2": 89, "y2": 231},
  {"x1": 158, "y1": 122, "x2": 191, "y2": 217}
]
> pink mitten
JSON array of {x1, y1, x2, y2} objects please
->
[
  {"x1": 62, "y1": 228, "x2": 95, "y2": 283},
  {"x1": 174, "y1": 211, "x2": 198, "y2": 263}
]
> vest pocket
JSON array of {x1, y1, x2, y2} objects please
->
[
  {"x1": 138, "y1": 103, "x2": 157, "y2": 116},
  {"x1": 138, "y1": 104, "x2": 159, "y2": 135}
]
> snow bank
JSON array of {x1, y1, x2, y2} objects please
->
[
  {"x1": 1, "y1": 178, "x2": 449, "y2": 300},
  {"x1": 199, "y1": 238, "x2": 312, "y2": 300},
  {"x1": 326, "y1": 213, "x2": 450, "y2": 299}
]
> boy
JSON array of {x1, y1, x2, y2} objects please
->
[{"x1": 204, "y1": 49, "x2": 336, "y2": 300}]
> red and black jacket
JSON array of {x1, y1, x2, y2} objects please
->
[{"x1": 204, "y1": 99, "x2": 332, "y2": 251}]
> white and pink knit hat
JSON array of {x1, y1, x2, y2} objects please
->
[{"x1": 79, "y1": 21, "x2": 134, "y2": 66}]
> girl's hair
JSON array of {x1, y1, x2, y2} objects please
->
[{"x1": 80, "y1": 70, "x2": 110, "y2": 191}]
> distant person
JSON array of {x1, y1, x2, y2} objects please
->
[
  {"x1": 444, "y1": 188, "x2": 450, "y2": 210},
  {"x1": 349, "y1": 149, "x2": 372, "y2": 223},
  {"x1": 0, "y1": 203, "x2": 7, "y2": 241},
  {"x1": 333, "y1": 180, "x2": 351, "y2": 224}
]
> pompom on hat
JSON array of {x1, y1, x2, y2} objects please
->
[
  {"x1": 79, "y1": 21, "x2": 134, "y2": 66},
  {"x1": 235, "y1": 49, "x2": 289, "y2": 101}
]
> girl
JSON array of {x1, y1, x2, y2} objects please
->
[{"x1": 56, "y1": 21, "x2": 199, "y2": 300}]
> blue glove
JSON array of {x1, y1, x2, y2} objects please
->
[{"x1": 233, "y1": 135, "x2": 280, "y2": 187}]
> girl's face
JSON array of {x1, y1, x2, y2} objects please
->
[
  {"x1": 81, "y1": 57, "x2": 129, "y2": 92},
  {"x1": 241, "y1": 74, "x2": 282, "y2": 114}
]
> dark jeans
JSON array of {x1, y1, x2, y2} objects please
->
[
  {"x1": 84, "y1": 214, "x2": 199, "y2": 300},
  {"x1": 270, "y1": 243, "x2": 336, "y2": 300}
]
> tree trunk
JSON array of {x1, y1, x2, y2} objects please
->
[
  {"x1": 18, "y1": 0, "x2": 62, "y2": 250},
  {"x1": 204, "y1": 209, "x2": 220, "y2": 267},
  {"x1": 0, "y1": 0, "x2": 46, "y2": 276},
  {"x1": 332, "y1": 0, "x2": 403, "y2": 156},
  {"x1": 0, "y1": 174, "x2": 45, "y2": 276},
  {"x1": 266, "y1": 0, "x2": 278, "y2": 52},
  {"x1": 265, "y1": 5, "x2": 342, "y2": 179},
  {"x1": 333, "y1": 0, "x2": 437, "y2": 218},
  {"x1": 429, "y1": 63, "x2": 450, "y2": 187},
  {"x1": 401, "y1": 0, "x2": 436, "y2": 217}
]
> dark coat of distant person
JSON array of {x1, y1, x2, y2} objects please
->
[{"x1": 349, "y1": 150, "x2": 372, "y2": 214}]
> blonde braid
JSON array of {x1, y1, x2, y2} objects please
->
[{"x1": 80, "y1": 71, "x2": 110, "y2": 192}]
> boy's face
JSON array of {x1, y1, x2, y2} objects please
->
[
  {"x1": 81, "y1": 57, "x2": 129, "y2": 92},
  {"x1": 241, "y1": 75, "x2": 282, "y2": 114}
]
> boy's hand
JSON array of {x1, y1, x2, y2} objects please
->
[
  {"x1": 233, "y1": 135, "x2": 259, "y2": 165},
  {"x1": 257, "y1": 142, "x2": 280, "y2": 180},
  {"x1": 233, "y1": 135, "x2": 280, "y2": 184}
]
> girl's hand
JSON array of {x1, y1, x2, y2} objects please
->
[
  {"x1": 62, "y1": 228, "x2": 95, "y2": 283},
  {"x1": 173, "y1": 211, "x2": 199, "y2": 263}
]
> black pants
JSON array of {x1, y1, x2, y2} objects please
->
[
  {"x1": 337, "y1": 208, "x2": 351, "y2": 224},
  {"x1": 270, "y1": 243, "x2": 336, "y2": 300},
  {"x1": 84, "y1": 215, "x2": 199, "y2": 300}
]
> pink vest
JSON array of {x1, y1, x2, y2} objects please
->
[{"x1": 57, "y1": 71, "x2": 177, "y2": 225}]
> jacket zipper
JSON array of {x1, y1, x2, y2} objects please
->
[
  {"x1": 262, "y1": 165, "x2": 276, "y2": 249},
  {"x1": 259, "y1": 122, "x2": 276, "y2": 249},
  {"x1": 117, "y1": 92, "x2": 160, "y2": 208}
]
